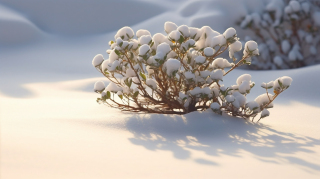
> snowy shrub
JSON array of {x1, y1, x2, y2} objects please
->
[
  {"x1": 237, "y1": 0, "x2": 320, "y2": 69},
  {"x1": 92, "y1": 22, "x2": 292, "y2": 122}
]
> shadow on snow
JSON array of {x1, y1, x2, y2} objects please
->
[{"x1": 124, "y1": 111, "x2": 320, "y2": 171}]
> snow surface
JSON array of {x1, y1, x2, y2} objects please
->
[{"x1": 1, "y1": 0, "x2": 320, "y2": 179}]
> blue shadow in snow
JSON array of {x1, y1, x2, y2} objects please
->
[{"x1": 124, "y1": 111, "x2": 320, "y2": 171}]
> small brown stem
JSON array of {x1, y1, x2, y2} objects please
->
[{"x1": 224, "y1": 54, "x2": 250, "y2": 76}]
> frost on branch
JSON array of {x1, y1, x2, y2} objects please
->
[
  {"x1": 237, "y1": 0, "x2": 320, "y2": 69},
  {"x1": 92, "y1": 22, "x2": 292, "y2": 122}
]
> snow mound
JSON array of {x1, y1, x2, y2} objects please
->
[
  {"x1": 0, "y1": 0, "x2": 166, "y2": 35},
  {"x1": 179, "y1": 1, "x2": 203, "y2": 17},
  {"x1": 182, "y1": 0, "x2": 266, "y2": 32},
  {"x1": 0, "y1": 4, "x2": 42, "y2": 45}
]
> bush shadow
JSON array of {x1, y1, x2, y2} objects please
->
[{"x1": 125, "y1": 111, "x2": 320, "y2": 170}]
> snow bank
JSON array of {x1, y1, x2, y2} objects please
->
[
  {"x1": 182, "y1": 0, "x2": 267, "y2": 33},
  {"x1": 0, "y1": 4, "x2": 42, "y2": 45},
  {"x1": 0, "y1": 0, "x2": 166, "y2": 35}
]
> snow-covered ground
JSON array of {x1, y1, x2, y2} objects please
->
[{"x1": 1, "y1": 0, "x2": 320, "y2": 178}]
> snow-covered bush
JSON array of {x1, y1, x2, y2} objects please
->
[
  {"x1": 92, "y1": 22, "x2": 292, "y2": 122},
  {"x1": 238, "y1": 0, "x2": 320, "y2": 69}
]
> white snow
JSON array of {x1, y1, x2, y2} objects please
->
[
  {"x1": 285, "y1": 6, "x2": 292, "y2": 14},
  {"x1": 232, "y1": 91, "x2": 246, "y2": 107},
  {"x1": 126, "y1": 68, "x2": 136, "y2": 77},
  {"x1": 109, "y1": 60, "x2": 120, "y2": 72},
  {"x1": 185, "y1": 39, "x2": 196, "y2": 47},
  {"x1": 156, "y1": 42, "x2": 171, "y2": 54},
  {"x1": 139, "y1": 44, "x2": 150, "y2": 55},
  {"x1": 196, "y1": 26, "x2": 220, "y2": 49},
  {"x1": 189, "y1": 87, "x2": 201, "y2": 96},
  {"x1": 223, "y1": 27, "x2": 236, "y2": 39},
  {"x1": 210, "y1": 69, "x2": 224, "y2": 81},
  {"x1": 116, "y1": 37, "x2": 123, "y2": 46},
  {"x1": 301, "y1": 2, "x2": 310, "y2": 14},
  {"x1": 138, "y1": 35, "x2": 152, "y2": 45},
  {"x1": 131, "y1": 39, "x2": 139, "y2": 50},
  {"x1": 214, "y1": 34, "x2": 227, "y2": 47},
  {"x1": 261, "y1": 81, "x2": 274, "y2": 89},
  {"x1": 164, "y1": 21, "x2": 178, "y2": 34},
  {"x1": 184, "y1": 71, "x2": 196, "y2": 80},
  {"x1": 105, "y1": 82, "x2": 122, "y2": 93},
  {"x1": 152, "y1": 33, "x2": 172, "y2": 50},
  {"x1": 261, "y1": 108, "x2": 270, "y2": 118},
  {"x1": 305, "y1": 35, "x2": 313, "y2": 44},
  {"x1": 114, "y1": 26, "x2": 134, "y2": 41},
  {"x1": 169, "y1": 30, "x2": 182, "y2": 41},
  {"x1": 136, "y1": 29, "x2": 151, "y2": 38},
  {"x1": 146, "y1": 66, "x2": 154, "y2": 75},
  {"x1": 146, "y1": 56, "x2": 156, "y2": 65},
  {"x1": 246, "y1": 101, "x2": 260, "y2": 112},
  {"x1": 251, "y1": 13, "x2": 261, "y2": 26},
  {"x1": 240, "y1": 14, "x2": 252, "y2": 28},
  {"x1": 289, "y1": 1, "x2": 301, "y2": 12},
  {"x1": 211, "y1": 88, "x2": 219, "y2": 97},
  {"x1": 167, "y1": 50, "x2": 177, "y2": 59},
  {"x1": 255, "y1": 93, "x2": 274, "y2": 108},
  {"x1": 1, "y1": 1, "x2": 320, "y2": 179},
  {"x1": 146, "y1": 79, "x2": 157, "y2": 89},
  {"x1": 239, "y1": 81, "x2": 251, "y2": 94},
  {"x1": 195, "y1": 56, "x2": 206, "y2": 64},
  {"x1": 202, "y1": 87, "x2": 211, "y2": 95},
  {"x1": 288, "y1": 49, "x2": 297, "y2": 61},
  {"x1": 274, "y1": 76, "x2": 293, "y2": 91},
  {"x1": 229, "y1": 41, "x2": 242, "y2": 58},
  {"x1": 274, "y1": 56, "x2": 283, "y2": 66},
  {"x1": 244, "y1": 40, "x2": 258, "y2": 52},
  {"x1": 266, "y1": 0, "x2": 284, "y2": 26},
  {"x1": 189, "y1": 86, "x2": 210, "y2": 96},
  {"x1": 109, "y1": 50, "x2": 119, "y2": 63},
  {"x1": 220, "y1": 86, "x2": 227, "y2": 91},
  {"x1": 212, "y1": 58, "x2": 233, "y2": 69},
  {"x1": 132, "y1": 77, "x2": 140, "y2": 84},
  {"x1": 210, "y1": 102, "x2": 220, "y2": 110},
  {"x1": 204, "y1": 47, "x2": 215, "y2": 56},
  {"x1": 210, "y1": 36, "x2": 220, "y2": 48},
  {"x1": 229, "y1": 40, "x2": 242, "y2": 52},
  {"x1": 310, "y1": 46, "x2": 317, "y2": 55},
  {"x1": 226, "y1": 95, "x2": 235, "y2": 103},
  {"x1": 117, "y1": 91, "x2": 123, "y2": 96},
  {"x1": 236, "y1": 74, "x2": 254, "y2": 94},
  {"x1": 177, "y1": 25, "x2": 190, "y2": 37},
  {"x1": 281, "y1": 76, "x2": 293, "y2": 87},
  {"x1": 120, "y1": 41, "x2": 129, "y2": 50},
  {"x1": 178, "y1": 91, "x2": 188, "y2": 100},
  {"x1": 92, "y1": 54, "x2": 104, "y2": 67},
  {"x1": 231, "y1": 99, "x2": 240, "y2": 109},
  {"x1": 313, "y1": 11, "x2": 320, "y2": 26},
  {"x1": 281, "y1": 40, "x2": 291, "y2": 54},
  {"x1": 164, "y1": 58, "x2": 180, "y2": 76},
  {"x1": 122, "y1": 86, "x2": 130, "y2": 94},
  {"x1": 101, "y1": 60, "x2": 111, "y2": 72},
  {"x1": 94, "y1": 81, "x2": 105, "y2": 92},
  {"x1": 200, "y1": 70, "x2": 211, "y2": 78},
  {"x1": 236, "y1": 74, "x2": 251, "y2": 86},
  {"x1": 189, "y1": 27, "x2": 201, "y2": 40}
]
